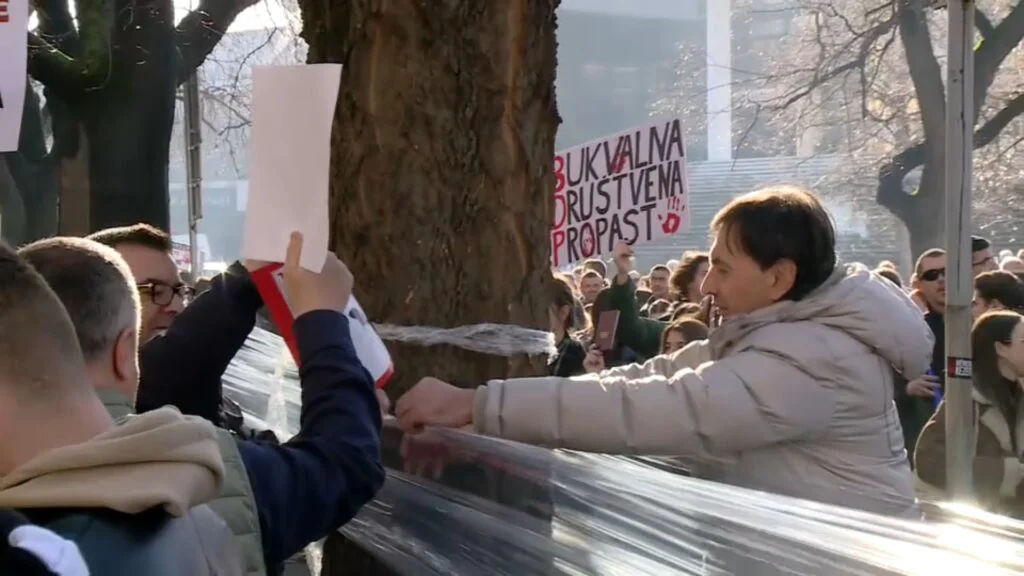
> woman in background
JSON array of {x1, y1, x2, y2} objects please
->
[
  {"x1": 915, "y1": 311, "x2": 1024, "y2": 518},
  {"x1": 661, "y1": 318, "x2": 709, "y2": 355},
  {"x1": 548, "y1": 276, "x2": 588, "y2": 377}
]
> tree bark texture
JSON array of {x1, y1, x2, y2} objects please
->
[
  {"x1": 298, "y1": 1, "x2": 561, "y2": 574},
  {"x1": 301, "y1": 0, "x2": 560, "y2": 398}
]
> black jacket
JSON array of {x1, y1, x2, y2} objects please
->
[{"x1": 548, "y1": 336, "x2": 587, "y2": 377}]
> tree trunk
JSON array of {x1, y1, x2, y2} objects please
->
[
  {"x1": 50, "y1": 5, "x2": 177, "y2": 233},
  {"x1": 902, "y1": 160, "x2": 945, "y2": 261},
  {"x1": 3, "y1": 81, "x2": 59, "y2": 243},
  {"x1": 297, "y1": 0, "x2": 560, "y2": 573},
  {"x1": 876, "y1": 143, "x2": 944, "y2": 262}
]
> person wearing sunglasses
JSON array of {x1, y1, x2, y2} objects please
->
[{"x1": 899, "y1": 248, "x2": 948, "y2": 464}]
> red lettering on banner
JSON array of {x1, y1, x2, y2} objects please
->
[
  {"x1": 553, "y1": 155, "x2": 566, "y2": 193},
  {"x1": 0, "y1": 0, "x2": 9, "y2": 23},
  {"x1": 551, "y1": 230, "x2": 566, "y2": 266}
]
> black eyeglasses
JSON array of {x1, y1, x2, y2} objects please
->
[
  {"x1": 136, "y1": 281, "x2": 196, "y2": 307},
  {"x1": 919, "y1": 268, "x2": 946, "y2": 282}
]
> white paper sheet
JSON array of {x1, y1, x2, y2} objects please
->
[
  {"x1": 242, "y1": 64, "x2": 342, "y2": 272},
  {"x1": 0, "y1": 0, "x2": 29, "y2": 152}
]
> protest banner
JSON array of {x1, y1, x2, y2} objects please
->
[
  {"x1": 550, "y1": 117, "x2": 689, "y2": 267},
  {"x1": 171, "y1": 241, "x2": 193, "y2": 270},
  {"x1": 0, "y1": 0, "x2": 28, "y2": 152}
]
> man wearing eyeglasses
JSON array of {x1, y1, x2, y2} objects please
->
[
  {"x1": 88, "y1": 226, "x2": 195, "y2": 343},
  {"x1": 88, "y1": 224, "x2": 235, "y2": 425}
]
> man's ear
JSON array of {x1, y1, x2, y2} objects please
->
[
  {"x1": 112, "y1": 327, "x2": 139, "y2": 383},
  {"x1": 769, "y1": 259, "x2": 797, "y2": 300}
]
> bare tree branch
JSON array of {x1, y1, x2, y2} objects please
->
[
  {"x1": 896, "y1": 1, "x2": 944, "y2": 146},
  {"x1": 26, "y1": 32, "x2": 86, "y2": 98},
  {"x1": 975, "y1": 9, "x2": 995, "y2": 39},
  {"x1": 974, "y1": 92, "x2": 1024, "y2": 149},
  {"x1": 973, "y1": 1, "x2": 1024, "y2": 113},
  {"x1": 175, "y1": 0, "x2": 261, "y2": 85}
]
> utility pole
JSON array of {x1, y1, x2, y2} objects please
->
[
  {"x1": 182, "y1": 72, "x2": 204, "y2": 277},
  {"x1": 943, "y1": 0, "x2": 976, "y2": 500}
]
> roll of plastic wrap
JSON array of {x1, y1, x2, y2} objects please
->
[{"x1": 224, "y1": 327, "x2": 1024, "y2": 575}]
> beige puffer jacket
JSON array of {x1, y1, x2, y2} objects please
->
[{"x1": 472, "y1": 264, "x2": 933, "y2": 516}]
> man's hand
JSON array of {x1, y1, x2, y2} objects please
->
[
  {"x1": 395, "y1": 377, "x2": 476, "y2": 433},
  {"x1": 907, "y1": 374, "x2": 940, "y2": 397},
  {"x1": 583, "y1": 345, "x2": 605, "y2": 373},
  {"x1": 280, "y1": 232, "x2": 354, "y2": 317},
  {"x1": 612, "y1": 241, "x2": 635, "y2": 284}
]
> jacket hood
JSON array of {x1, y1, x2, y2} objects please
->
[
  {"x1": 711, "y1": 262, "x2": 934, "y2": 379},
  {"x1": 0, "y1": 407, "x2": 224, "y2": 517}
]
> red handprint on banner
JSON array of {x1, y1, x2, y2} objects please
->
[
  {"x1": 581, "y1": 227, "x2": 596, "y2": 257},
  {"x1": 658, "y1": 196, "x2": 686, "y2": 235}
]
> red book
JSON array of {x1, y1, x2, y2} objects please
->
[{"x1": 250, "y1": 263, "x2": 394, "y2": 389}]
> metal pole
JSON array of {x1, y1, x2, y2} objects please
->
[
  {"x1": 182, "y1": 72, "x2": 204, "y2": 278},
  {"x1": 943, "y1": 0, "x2": 975, "y2": 501}
]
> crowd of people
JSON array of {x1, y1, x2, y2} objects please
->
[{"x1": 3, "y1": 184, "x2": 1024, "y2": 574}]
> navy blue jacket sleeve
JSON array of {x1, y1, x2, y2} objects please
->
[
  {"x1": 137, "y1": 262, "x2": 263, "y2": 423},
  {"x1": 238, "y1": 310, "x2": 385, "y2": 570}
]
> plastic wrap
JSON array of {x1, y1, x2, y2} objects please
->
[{"x1": 224, "y1": 327, "x2": 1024, "y2": 575}]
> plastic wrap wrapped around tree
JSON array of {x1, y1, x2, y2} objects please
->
[{"x1": 294, "y1": 0, "x2": 561, "y2": 573}]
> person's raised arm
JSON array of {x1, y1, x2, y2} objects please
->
[
  {"x1": 236, "y1": 233, "x2": 384, "y2": 569},
  {"x1": 606, "y1": 242, "x2": 666, "y2": 359},
  {"x1": 137, "y1": 261, "x2": 264, "y2": 422}
]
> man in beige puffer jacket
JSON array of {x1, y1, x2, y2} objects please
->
[{"x1": 397, "y1": 186, "x2": 933, "y2": 517}]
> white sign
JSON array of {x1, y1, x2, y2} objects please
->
[
  {"x1": 0, "y1": 0, "x2": 28, "y2": 152},
  {"x1": 550, "y1": 118, "x2": 689, "y2": 267},
  {"x1": 241, "y1": 64, "x2": 341, "y2": 272}
]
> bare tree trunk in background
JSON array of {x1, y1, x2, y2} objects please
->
[{"x1": 297, "y1": 1, "x2": 560, "y2": 573}]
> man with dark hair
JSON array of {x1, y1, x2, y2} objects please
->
[
  {"x1": 895, "y1": 247, "x2": 947, "y2": 463},
  {"x1": 973, "y1": 270, "x2": 1024, "y2": 317},
  {"x1": 399, "y1": 186, "x2": 933, "y2": 517},
  {"x1": 0, "y1": 240, "x2": 243, "y2": 575},
  {"x1": 640, "y1": 265, "x2": 672, "y2": 317},
  {"x1": 89, "y1": 224, "x2": 190, "y2": 344},
  {"x1": 972, "y1": 235, "x2": 998, "y2": 276},
  {"x1": 20, "y1": 235, "x2": 384, "y2": 576},
  {"x1": 88, "y1": 224, "x2": 248, "y2": 427}
]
